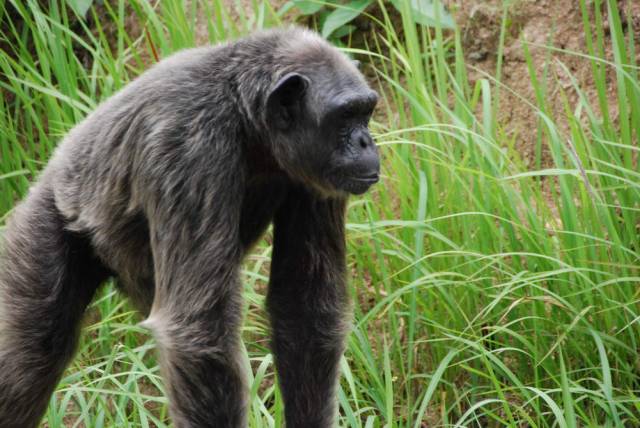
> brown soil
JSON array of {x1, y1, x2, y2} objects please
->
[{"x1": 444, "y1": 0, "x2": 640, "y2": 166}]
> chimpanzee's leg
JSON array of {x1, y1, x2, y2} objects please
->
[{"x1": 0, "y1": 185, "x2": 109, "y2": 428}]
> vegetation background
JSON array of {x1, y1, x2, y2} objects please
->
[{"x1": 0, "y1": 0, "x2": 639, "y2": 426}]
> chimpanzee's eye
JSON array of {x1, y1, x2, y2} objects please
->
[
  {"x1": 364, "y1": 104, "x2": 375, "y2": 119},
  {"x1": 339, "y1": 104, "x2": 358, "y2": 118}
]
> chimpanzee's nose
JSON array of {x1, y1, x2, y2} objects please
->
[{"x1": 357, "y1": 132, "x2": 373, "y2": 149}]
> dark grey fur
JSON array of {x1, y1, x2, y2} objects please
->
[{"x1": 0, "y1": 27, "x2": 379, "y2": 428}]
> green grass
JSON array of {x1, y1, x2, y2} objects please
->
[{"x1": 1, "y1": 0, "x2": 639, "y2": 426}]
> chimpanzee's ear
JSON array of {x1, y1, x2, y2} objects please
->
[{"x1": 266, "y1": 72, "x2": 310, "y2": 131}]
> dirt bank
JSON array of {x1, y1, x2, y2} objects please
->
[{"x1": 445, "y1": 0, "x2": 639, "y2": 165}]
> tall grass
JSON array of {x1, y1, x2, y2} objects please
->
[{"x1": 1, "y1": 0, "x2": 639, "y2": 426}]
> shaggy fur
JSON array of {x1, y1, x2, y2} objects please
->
[{"x1": 0, "y1": 27, "x2": 379, "y2": 428}]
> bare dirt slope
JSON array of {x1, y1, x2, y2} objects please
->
[{"x1": 445, "y1": 0, "x2": 640, "y2": 166}]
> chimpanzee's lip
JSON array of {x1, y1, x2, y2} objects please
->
[
  {"x1": 342, "y1": 173, "x2": 379, "y2": 195},
  {"x1": 349, "y1": 173, "x2": 379, "y2": 184}
]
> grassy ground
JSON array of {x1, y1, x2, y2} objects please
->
[{"x1": 1, "y1": 0, "x2": 639, "y2": 426}]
